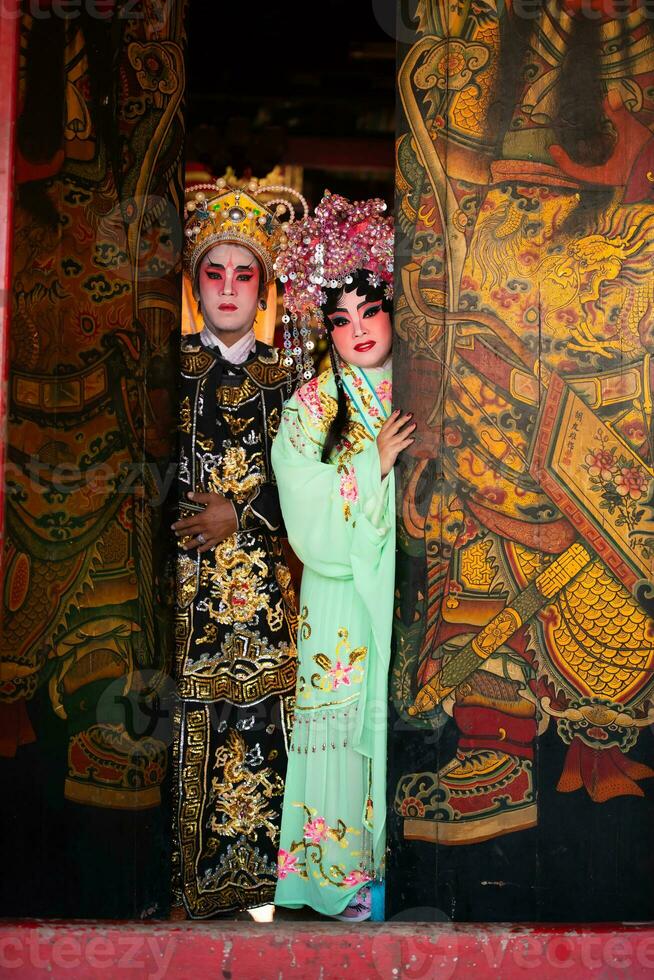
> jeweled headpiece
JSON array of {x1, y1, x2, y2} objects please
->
[
  {"x1": 274, "y1": 192, "x2": 394, "y2": 379},
  {"x1": 183, "y1": 177, "x2": 307, "y2": 295}
]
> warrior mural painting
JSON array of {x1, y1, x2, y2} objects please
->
[
  {"x1": 171, "y1": 179, "x2": 303, "y2": 918},
  {"x1": 1, "y1": 9, "x2": 185, "y2": 915},
  {"x1": 389, "y1": 0, "x2": 654, "y2": 918}
]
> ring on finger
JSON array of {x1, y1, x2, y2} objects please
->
[{"x1": 197, "y1": 532, "x2": 206, "y2": 545}]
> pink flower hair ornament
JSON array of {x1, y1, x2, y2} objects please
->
[{"x1": 274, "y1": 192, "x2": 394, "y2": 380}]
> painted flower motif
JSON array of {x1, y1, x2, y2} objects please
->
[
  {"x1": 376, "y1": 379, "x2": 392, "y2": 402},
  {"x1": 339, "y1": 469, "x2": 359, "y2": 503},
  {"x1": 415, "y1": 39, "x2": 490, "y2": 95},
  {"x1": 437, "y1": 53, "x2": 466, "y2": 76},
  {"x1": 400, "y1": 796, "x2": 426, "y2": 818},
  {"x1": 585, "y1": 449, "x2": 616, "y2": 481},
  {"x1": 73, "y1": 309, "x2": 100, "y2": 347},
  {"x1": 277, "y1": 849, "x2": 299, "y2": 879},
  {"x1": 117, "y1": 498, "x2": 135, "y2": 532},
  {"x1": 483, "y1": 619, "x2": 514, "y2": 648},
  {"x1": 614, "y1": 465, "x2": 649, "y2": 500},
  {"x1": 304, "y1": 816, "x2": 330, "y2": 845},
  {"x1": 369, "y1": 406, "x2": 380, "y2": 419},
  {"x1": 342, "y1": 869, "x2": 373, "y2": 887},
  {"x1": 327, "y1": 660, "x2": 353, "y2": 688},
  {"x1": 130, "y1": 42, "x2": 177, "y2": 95}
]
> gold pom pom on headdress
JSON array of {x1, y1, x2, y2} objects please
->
[{"x1": 183, "y1": 176, "x2": 308, "y2": 293}]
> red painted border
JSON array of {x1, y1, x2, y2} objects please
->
[
  {"x1": 0, "y1": 0, "x2": 19, "y2": 566},
  {"x1": 1, "y1": 920, "x2": 654, "y2": 978}
]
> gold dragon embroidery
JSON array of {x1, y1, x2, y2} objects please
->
[{"x1": 206, "y1": 729, "x2": 284, "y2": 847}]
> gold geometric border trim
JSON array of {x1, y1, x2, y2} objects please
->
[{"x1": 178, "y1": 660, "x2": 297, "y2": 703}]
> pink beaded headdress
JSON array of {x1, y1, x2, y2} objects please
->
[{"x1": 274, "y1": 192, "x2": 394, "y2": 380}]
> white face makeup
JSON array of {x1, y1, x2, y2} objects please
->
[
  {"x1": 197, "y1": 242, "x2": 262, "y2": 344},
  {"x1": 326, "y1": 287, "x2": 392, "y2": 368}
]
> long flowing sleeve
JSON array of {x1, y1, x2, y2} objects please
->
[
  {"x1": 271, "y1": 372, "x2": 395, "y2": 876},
  {"x1": 232, "y1": 482, "x2": 284, "y2": 534},
  {"x1": 271, "y1": 395, "x2": 391, "y2": 579}
]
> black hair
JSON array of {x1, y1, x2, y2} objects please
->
[
  {"x1": 555, "y1": 18, "x2": 616, "y2": 168},
  {"x1": 320, "y1": 269, "x2": 392, "y2": 463},
  {"x1": 485, "y1": 0, "x2": 540, "y2": 145},
  {"x1": 487, "y1": 4, "x2": 621, "y2": 168}
]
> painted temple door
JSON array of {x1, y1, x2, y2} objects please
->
[
  {"x1": 0, "y1": 5, "x2": 186, "y2": 916},
  {"x1": 388, "y1": 0, "x2": 654, "y2": 921}
]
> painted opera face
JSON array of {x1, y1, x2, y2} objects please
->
[
  {"x1": 197, "y1": 242, "x2": 263, "y2": 339},
  {"x1": 326, "y1": 279, "x2": 393, "y2": 369}
]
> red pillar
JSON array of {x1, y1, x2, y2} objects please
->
[{"x1": 0, "y1": 1, "x2": 19, "y2": 564}]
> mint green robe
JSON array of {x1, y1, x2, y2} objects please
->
[{"x1": 271, "y1": 362, "x2": 394, "y2": 916}]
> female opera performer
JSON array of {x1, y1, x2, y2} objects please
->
[{"x1": 271, "y1": 193, "x2": 414, "y2": 920}]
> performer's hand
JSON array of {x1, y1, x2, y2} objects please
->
[
  {"x1": 172, "y1": 491, "x2": 238, "y2": 553},
  {"x1": 376, "y1": 410, "x2": 416, "y2": 478}
]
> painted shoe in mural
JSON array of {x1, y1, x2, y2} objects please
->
[
  {"x1": 65, "y1": 723, "x2": 167, "y2": 809},
  {"x1": 395, "y1": 748, "x2": 536, "y2": 845}
]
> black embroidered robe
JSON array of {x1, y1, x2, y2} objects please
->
[{"x1": 172, "y1": 336, "x2": 298, "y2": 917}]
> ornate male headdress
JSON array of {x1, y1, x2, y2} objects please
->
[
  {"x1": 183, "y1": 177, "x2": 308, "y2": 295},
  {"x1": 274, "y1": 192, "x2": 394, "y2": 379}
]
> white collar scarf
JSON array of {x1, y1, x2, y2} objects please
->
[{"x1": 200, "y1": 326, "x2": 256, "y2": 365}]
